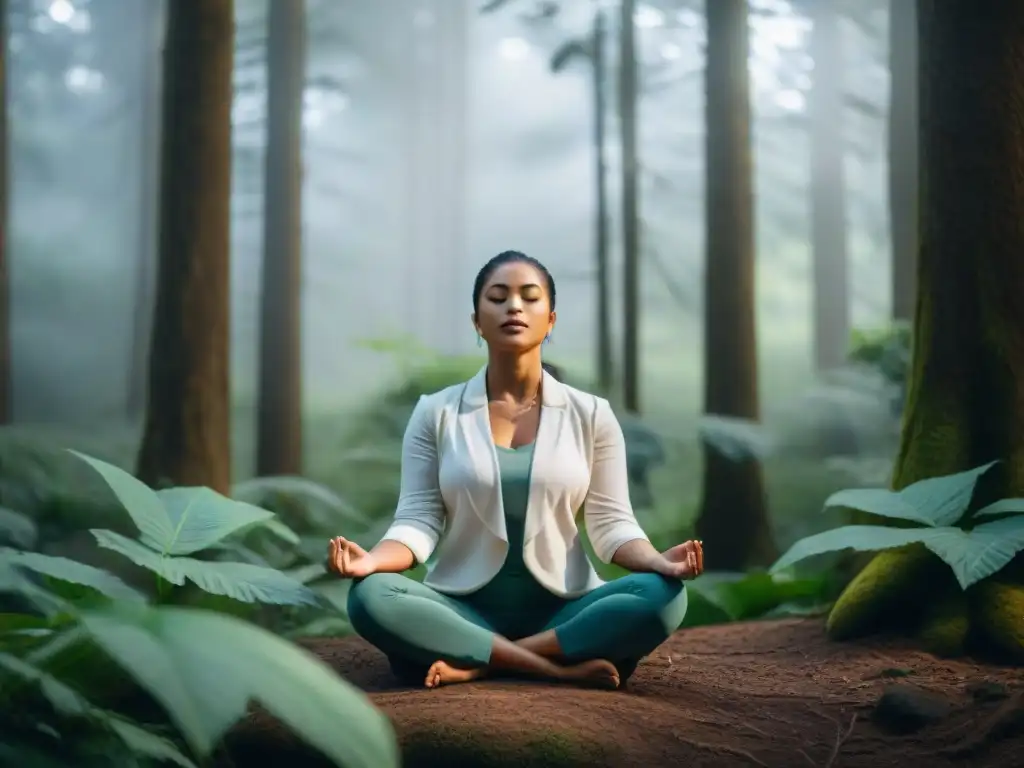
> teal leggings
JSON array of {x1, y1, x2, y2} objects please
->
[{"x1": 347, "y1": 572, "x2": 687, "y2": 683}]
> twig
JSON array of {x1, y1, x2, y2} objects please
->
[{"x1": 824, "y1": 714, "x2": 857, "y2": 768}]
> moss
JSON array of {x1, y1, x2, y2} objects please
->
[
  {"x1": 916, "y1": 587, "x2": 970, "y2": 657},
  {"x1": 826, "y1": 546, "x2": 938, "y2": 641},
  {"x1": 970, "y1": 580, "x2": 1024, "y2": 663},
  {"x1": 401, "y1": 723, "x2": 612, "y2": 768}
]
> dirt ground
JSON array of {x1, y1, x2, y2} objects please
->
[{"x1": 227, "y1": 619, "x2": 1024, "y2": 767}]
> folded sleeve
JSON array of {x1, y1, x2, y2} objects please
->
[
  {"x1": 379, "y1": 395, "x2": 446, "y2": 564},
  {"x1": 583, "y1": 397, "x2": 650, "y2": 563}
]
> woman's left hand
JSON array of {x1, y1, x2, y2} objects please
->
[{"x1": 657, "y1": 540, "x2": 704, "y2": 580}]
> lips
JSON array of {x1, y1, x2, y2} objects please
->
[{"x1": 501, "y1": 320, "x2": 528, "y2": 329}]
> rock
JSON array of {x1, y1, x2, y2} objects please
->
[
  {"x1": 967, "y1": 680, "x2": 1010, "y2": 703},
  {"x1": 871, "y1": 684, "x2": 953, "y2": 734}
]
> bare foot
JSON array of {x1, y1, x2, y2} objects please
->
[
  {"x1": 424, "y1": 660, "x2": 486, "y2": 689},
  {"x1": 562, "y1": 659, "x2": 620, "y2": 690}
]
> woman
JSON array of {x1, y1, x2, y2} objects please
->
[{"x1": 327, "y1": 251, "x2": 704, "y2": 690}]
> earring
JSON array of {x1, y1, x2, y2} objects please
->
[
  {"x1": 544, "y1": 333, "x2": 552, "y2": 344},
  {"x1": 476, "y1": 333, "x2": 483, "y2": 348}
]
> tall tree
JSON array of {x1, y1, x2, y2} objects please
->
[
  {"x1": 126, "y1": 0, "x2": 164, "y2": 418},
  {"x1": 619, "y1": 0, "x2": 640, "y2": 413},
  {"x1": 0, "y1": 0, "x2": 9, "y2": 425},
  {"x1": 808, "y1": 0, "x2": 850, "y2": 370},
  {"x1": 694, "y1": 0, "x2": 775, "y2": 570},
  {"x1": 136, "y1": 0, "x2": 234, "y2": 493},
  {"x1": 255, "y1": 0, "x2": 306, "y2": 477},
  {"x1": 825, "y1": 0, "x2": 1024, "y2": 661},
  {"x1": 888, "y1": 0, "x2": 918, "y2": 321},
  {"x1": 592, "y1": 4, "x2": 612, "y2": 395}
]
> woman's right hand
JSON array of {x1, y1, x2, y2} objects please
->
[{"x1": 326, "y1": 536, "x2": 378, "y2": 579}]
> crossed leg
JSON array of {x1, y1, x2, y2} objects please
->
[{"x1": 347, "y1": 573, "x2": 620, "y2": 689}]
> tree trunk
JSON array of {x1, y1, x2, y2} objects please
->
[
  {"x1": 888, "y1": 0, "x2": 918, "y2": 322},
  {"x1": 0, "y1": 0, "x2": 10, "y2": 425},
  {"x1": 826, "y1": 0, "x2": 1024, "y2": 661},
  {"x1": 809, "y1": 0, "x2": 849, "y2": 371},
  {"x1": 256, "y1": 0, "x2": 306, "y2": 477},
  {"x1": 126, "y1": 0, "x2": 164, "y2": 419},
  {"x1": 136, "y1": 0, "x2": 234, "y2": 494},
  {"x1": 592, "y1": 4, "x2": 613, "y2": 395},
  {"x1": 694, "y1": 0, "x2": 775, "y2": 571},
  {"x1": 618, "y1": 0, "x2": 640, "y2": 413}
]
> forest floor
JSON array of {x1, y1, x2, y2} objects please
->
[{"x1": 229, "y1": 619, "x2": 1024, "y2": 768}]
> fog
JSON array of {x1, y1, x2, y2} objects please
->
[{"x1": 11, "y1": 0, "x2": 892, "y2": 428}]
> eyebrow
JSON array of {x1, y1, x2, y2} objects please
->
[{"x1": 487, "y1": 283, "x2": 542, "y2": 290}]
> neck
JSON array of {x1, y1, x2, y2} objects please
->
[{"x1": 486, "y1": 349, "x2": 543, "y2": 402}]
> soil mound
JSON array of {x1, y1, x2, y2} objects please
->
[{"x1": 226, "y1": 619, "x2": 1024, "y2": 767}]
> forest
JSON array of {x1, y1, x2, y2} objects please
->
[{"x1": 0, "y1": 0, "x2": 1022, "y2": 766}]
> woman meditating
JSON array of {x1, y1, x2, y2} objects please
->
[{"x1": 326, "y1": 251, "x2": 704, "y2": 690}]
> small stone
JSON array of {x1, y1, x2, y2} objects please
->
[
  {"x1": 966, "y1": 680, "x2": 1010, "y2": 703},
  {"x1": 871, "y1": 684, "x2": 952, "y2": 734}
]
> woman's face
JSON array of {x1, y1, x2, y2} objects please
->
[{"x1": 473, "y1": 261, "x2": 555, "y2": 353}]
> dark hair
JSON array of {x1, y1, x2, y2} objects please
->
[
  {"x1": 472, "y1": 250, "x2": 556, "y2": 313},
  {"x1": 541, "y1": 362, "x2": 564, "y2": 381}
]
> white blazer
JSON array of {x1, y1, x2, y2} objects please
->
[{"x1": 380, "y1": 366, "x2": 649, "y2": 598}]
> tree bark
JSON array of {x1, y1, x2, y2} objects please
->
[
  {"x1": 809, "y1": 0, "x2": 849, "y2": 371},
  {"x1": 0, "y1": 0, "x2": 10, "y2": 425},
  {"x1": 694, "y1": 0, "x2": 775, "y2": 570},
  {"x1": 256, "y1": 0, "x2": 306, "y2": 477},
  {"x1": 888, "y1": 0, "x2": 918, "y2": 322},
  {"x1": 619, "y1": 0, "x2": 640, "y2": 413},
  {"x1": 136, "y1": 0, "x2": 234, "y2": 494},
  {"x1": 826, "y1": 0, "x2": 1024, "y2": 660},
  {"x1": 592, "y1": 5, "x2": 613, "y2": 395}
]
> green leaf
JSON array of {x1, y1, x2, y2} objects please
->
[
  {"x1": 0, "y1": 547, "x2": 146, "y2": 604},
  {"x1": 822, "y1": 488, "x2": 936, "y2": 526},
  {"x1": 257, "y1": 517, "x2": 300, "y2": 546},
  {"x1": 78, "y1": 603, "x2": 400, "y2": 768},
  {"x1": 0, "y1": 651, "x2": 198, "y2": 767},
  {"x1": 973, "y1": 497, "x2": 1024, "y2": 519},
  {"x1": 232, "y1": 475, "x2": 365, "y2": 526},
  {"x1": 69, "y1": 451, "x2": 174, "y2": 546},
  {"x1": 92, "y1": 530, "x2": 318, "y2": 606},
  {"x1": 0, "y1": 506, "x2": 38, "y2": 548},
  {"x1": 896, "y1": 461, "x2": 998, "y2": 526},
  {"x1": 930, "y1": 515, "x2": 1024, "y2": 589},
  {"x1": 155, "y1": 488, "x2": 273, "y2": 555},
  {"x1": 105, "y1": 717, "x2": 198, "y2": 768},
  {"x1": 823, "y1": 461, "x2": 998, "y2": 527},
  {"x1": 771, "y1": 525, "x2": 938, "y2": 572}
]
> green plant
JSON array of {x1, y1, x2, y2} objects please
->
[
  {"x1": 73, "y1": 452, "x2": 319, "y2": 607},
  {"x1": 0, "y1": 463, "x2": 400, "y2": 767},
  {"x1": 771, "y1": 461, "x2": 1024, "y2": 590}
]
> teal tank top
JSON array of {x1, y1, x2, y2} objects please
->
[{"x1": 461, "y1": 442, "x2": 564, "y2": 636}]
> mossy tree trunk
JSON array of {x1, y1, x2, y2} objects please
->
[
  {"x1": 826, "y1": 0, "x2": 1024, "y2": 660},
  {"x1": 694, "y1": 0, "x2": 776, "y2": 570},
  {"x1": 136, "y1": 0, "x2": 234, "y2": 494},
  {"x1": 618, "y1": 0, "x2": 640, "y2": 413},
  {"x1": 0, "y1": 0, "x2": 9, "y2": 425},
  {"x1": 255, "y1": 0, "x2": 305, "y2": 477}
]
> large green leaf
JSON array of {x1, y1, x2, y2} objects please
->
[
  {"x1": 69, "y1": 452, "x2": 173, "y2": 546},
  {"x1": 0, "y1": 506, "x2": 37, "y2": 548},
  {"x1": 0, "y1": 651, "x2": 197, "y2": 767},
  {"x1": 771, "y1": 525, "x2": 937, "y2": 572},
  {"x1": 973, "y1": 497, "x2": 1024, "y2": 519},
  {"x1": 0, "y1": 547, "x2": 145, "y2": 604},
  {"x1": 72, "y1": 452, "x2": 273, "y2": 555},
  {"x1": 92, "y1": 530, "x2": 318, "y2": 606},
  {"x1": 930, "y1": 515, "x2": 1024, "y2": 589},
  {"x1": 155, "y1": 487, "x2": 272, "y2": 555},
  {"x1": 896, "y1": 461, "x2": 998, "y2": 526},
  {"x1": 822, "y1": 488, "x2": 936, "y2": 526},
  {"x1": 823, "y1": 461, "x2": 998, "y2": 527},
  {"x1": 78, "y1": 603, "x2": 400, "y2": 768}
]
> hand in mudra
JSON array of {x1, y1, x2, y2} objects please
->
[
  {"x1": 659, "y1": 540, "x2": 704, "y2": 580},
  {"x1": 326, "y1": 536, "x2": 378, "y2": 578}
]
